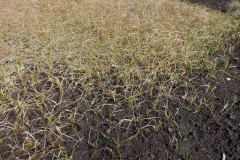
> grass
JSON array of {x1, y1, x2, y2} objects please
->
[
  {"x1": 229, "y1": 0, "x2": 240, "y2": 18},
  {"x1": 0, "y1": 0, "x2": 240, "y2": 159}
]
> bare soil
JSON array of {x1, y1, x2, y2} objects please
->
[
  {"x1": 71, "y1": 49, "x2": 240, "y2": 159},
  {"x1": 184, "y1": 0, "x2": 232, "y2": 12}
]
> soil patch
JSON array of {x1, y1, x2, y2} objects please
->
[
  {"x1": 184, "y1": 0, "x2": 232, "y2": 12},
  {"x1": 71, "y1": 52, "x2": 240, "y2": 159}
]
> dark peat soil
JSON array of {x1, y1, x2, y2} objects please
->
[{"x1": 184, "y1": 0, "x2": 232, "y2": 12}]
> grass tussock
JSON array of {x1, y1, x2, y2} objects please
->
[
  {"x1": 0, "y1": 0, "x2": 239, "y2": 159},
  {"x1": 229, "y1": 0, "x2": 240, "y2": 18}
]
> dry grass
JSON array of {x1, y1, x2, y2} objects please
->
[
  {"x1": 0, "y1": 0, "x2": 239, "y2": 159},
  {"x1": 229, "y1": 0, "x2": 240, "y2": 18}
]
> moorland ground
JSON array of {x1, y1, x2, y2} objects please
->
[{"x1": 0, "y1": 0, "x2": 240, "y2": 159}]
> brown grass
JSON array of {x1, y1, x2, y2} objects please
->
[{"x1": 0, "y1": 0, "x2": 239, "y2": 159}]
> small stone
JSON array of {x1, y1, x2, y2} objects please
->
[
  {"x1": 227, "y1": 78, "x2": 231, "y2": 81},
  {"x1": 222, "y1": 153, "x2": 226, "y2": 160}
]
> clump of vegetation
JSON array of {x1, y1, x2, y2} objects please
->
[
  {"x1": 0, "y1": 0, "x2": 239, "y2": 159},
  {"x1": 229, "y1": 0, "x2": 240, "y2": 18}
]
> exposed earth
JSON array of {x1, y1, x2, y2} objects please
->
[
  {"x1": 185, "y1": 0, "x2": 232, "y2": 12},
  {"x1": 72, "y1": 48, "x2": 240, "y2": 159},
  {"x1": 0, "y1": 0, "x2": 239, "y2": 160}
]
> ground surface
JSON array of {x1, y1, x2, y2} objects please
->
[
  {"x1": 74, "y1": 1, "x2": 240, "y2": 158},
  {"x1": 185, "y1": 0, "x2": 232, "y2": 12},
  {"x1": 0, "y1": 0, "x2": 240, "y2": 159},
  {"x1": 70, "y1": 49, "x2": 240, "y2": 160}
]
